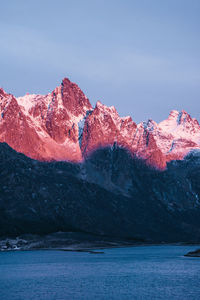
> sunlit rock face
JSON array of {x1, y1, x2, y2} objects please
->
[
  {"x1": 0, "y1": 88, "x2": 46, "y2": 160},
  {"x1": 157, "y1": 110, "x2": 200, "y2": 163},
  {"x1": 0, "y1": 79, "x2": 200, "y2": 169},
  {"x1": 0, "y1": 79, "x2": 92, "y2": 162}
]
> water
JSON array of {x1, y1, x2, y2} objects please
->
[{"x1": 0, "y1": 245, "x2": 200, "y2": 300}]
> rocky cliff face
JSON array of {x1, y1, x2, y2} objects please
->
[
  {"x1": 1, "y1": 79, "x2": 92, "y2": 162},
  {"x1": 0, "y1": 78, "x2": 199, "y2": 169}
]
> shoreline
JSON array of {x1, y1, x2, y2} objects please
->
[
  {"x1": 1, "y1": 231, "x2": 200, "y2": 254},
  {"x1": 1, "y1": 240, "x2": 200, "y2": 254}
]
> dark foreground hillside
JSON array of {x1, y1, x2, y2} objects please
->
[{"x1": 0, "y1": 143, "x2": 200, "y2": 243}]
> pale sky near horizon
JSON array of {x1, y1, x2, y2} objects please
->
[{"x1": 0, "y1": 0, "x2": 199, "y2": 123}]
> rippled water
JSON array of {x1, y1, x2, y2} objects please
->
[{"x1": 0, "y1": 245, "x2": 200, "y2": 300}]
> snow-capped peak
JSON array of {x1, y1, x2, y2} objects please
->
[
  {"x1": 16, "y1": 94, "x2": 45, "y2": 114},
  {"x1": 96, "y1": 101, "x2": 117, "y2": 113}
]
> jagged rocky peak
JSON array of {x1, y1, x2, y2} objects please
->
[
  {"x1": 120, "y1": 116, "x2": 137, "y2": 133},
  {"x1": 0, "y1": 88, "x2": 19, "y2": 117},
  {"x1": 96, "y1": 100, "x2": 117, "y2": 113},
  {"x1": 142, "y1": 119, "x2": 157, "y2": 131},
  {"x1": 80, "y1": 101, "x2": 120, "y2": 156},
  {"x1": 121, "y1": 115, "x2": 132, "y2": 122},
  {"x1": 165, "y1": 109, "x2": 189, "y2": 123},
  {"x1": 159, "y1": 110, "x2": 181, "y2": 128},
  {"x1": 0, "y1": 89, "x2": 15, "y2": 107},
  {"x1": 0, "y1": 89, "x2": 46, "y2": 159},
  {"x1": 168, "y1": 109, "x2": 195, "y2": 123},
  {"x1": 0, "y1": 87, "x2": 7, "y2": 98},
  {"x1": 168, "y1": 109, "x2": 180, "y2": 118},
  {"x1": 177, "y1": 110, "x2": 191, "y2": 125},
  {"x1": 16, "y1": 77, "x2": 92, "y2": 118},
  {"x1": 94, "y1": 101, "x2": 137, "y2": 130},
  {"x1": 160, "y1": 109, "x2": 200, "y2": 129},
  {"x1": 159, "y1": 109, "x2": 200, "y2": 142},
  {"x1": 60, "y1": 77, "x2": 92, "y2": 115}
]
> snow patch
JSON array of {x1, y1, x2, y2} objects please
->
[{"x1": 16, "y1": 94, "x2": 42, "y2": 113}]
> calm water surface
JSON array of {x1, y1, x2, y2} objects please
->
[{"x1": 0, "y1": 245, "x2": 200, "y2": 300}]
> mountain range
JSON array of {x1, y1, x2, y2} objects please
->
[
  {"x1": 1, "y1": 78, "x2": 200, "y2": 169},
  {"x1": 0, "y1": 78, "x2": 200, "y2": 243}
]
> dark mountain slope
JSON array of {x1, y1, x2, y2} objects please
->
[{"x1": 0, "y1": 143, "x2": 200, "y2": 243}]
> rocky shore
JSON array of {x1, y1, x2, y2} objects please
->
[
  {"x1": 0, "y1": 232, "x2": 143, "y2": 252},
  {"x1": 184, "y1": 248, "x2": 200, "y2": 257}
]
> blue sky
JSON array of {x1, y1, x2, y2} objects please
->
[{"x1": 0, "y1": 0, "x2": 199, "y2": 123}]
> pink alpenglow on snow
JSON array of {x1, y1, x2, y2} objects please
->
[{"x1": 0, "y1": 78, "x2": 199, "y2": 169}]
